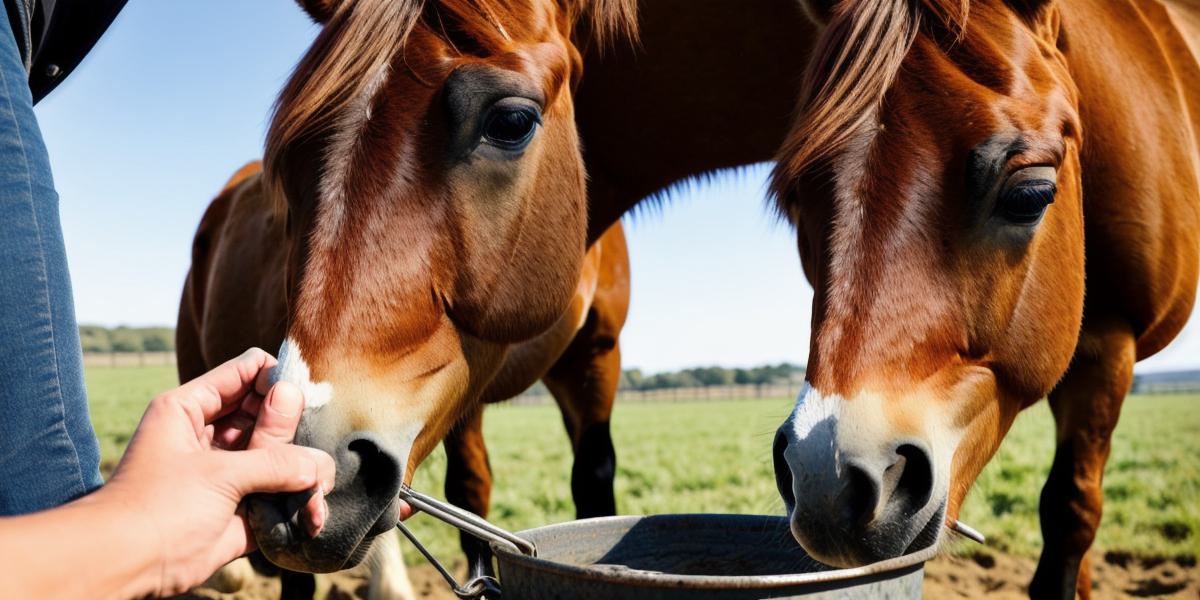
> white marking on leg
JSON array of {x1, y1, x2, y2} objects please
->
[
  {"x1": 367, "y1": 531, "x2": 416, "y2": 600},
  {"x1": 271, "y1": 338, "x2": 335, "y2": 409}
]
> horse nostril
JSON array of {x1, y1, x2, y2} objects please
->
[
  {"x1": 345, "y1": 435, "x2": 402, "y2": 499},
  {"x1": 838, "y1": 463, "x2": 881, "y2": 527},
  {"x1": 892, "y1": 443, "x2": 934, "y2": 514},
  {"x1": 773, "y1": 428, "x2": 796, "y2": 509}
]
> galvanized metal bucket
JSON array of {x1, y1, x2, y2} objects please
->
[
  {"x1": 489, "y1": 514, "x2": 934, "y2": 599},
  {"x1": 397, "y1": 487, "x2": 939, "y2": 599}
]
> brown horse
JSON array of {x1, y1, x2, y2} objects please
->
[
  {"x1": 183, "y1": 0, "x2": 828, "y2": 593},
  {"x1": 770, "y1": 1, "x2": 1199, "y2": 598},
  {"x1": 180, "y1": 162, "x2": 628, "y2": 594},
  {"x1": 177, "y1": 0, "x2": 637, "y2": 581},
  {"x1": 437, "y1": 0, "x2": 825, "y2": 583}
]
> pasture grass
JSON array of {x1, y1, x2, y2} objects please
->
[
  {"x1": 85, "y1": 364, "x2": 177, "y2": 473},
  {"x1": 84, "y1": 365, "x2": 1199, "y2": 567},
  {"x1": 956, "y1": 393, "x2": 1200, "y2": 562}
]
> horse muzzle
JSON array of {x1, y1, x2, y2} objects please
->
[
  {"x1": 771, "y1": 386, "x2": 949, "y2": 567},
  {"x1": 247, "y1": 432, "x2": 404, "y2": 573}
]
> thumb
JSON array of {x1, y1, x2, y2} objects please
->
[
  {"x1": 248, "y1": 381, "x2": 305, "y2": 449},
  {"x1": 221, "y1": 444, "x2": 335, "y2": 496}
]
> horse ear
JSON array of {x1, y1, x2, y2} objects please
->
[
  {"x1": 1008, "y1": 0, "x2": 1062, "y2": 42},
  {"x1": 1007, "y1": 0, "x2": 1055, "y2": 18},
  {"x1": 796, "y1": 0, "x2": 839, "y2": 26},
  {"x1": 295, "y1": 0, "x2": 342, "y2": 23}
]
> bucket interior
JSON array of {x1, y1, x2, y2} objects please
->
[{"x1": 511, "y1": 514, "x2": 832, "y2": 577}]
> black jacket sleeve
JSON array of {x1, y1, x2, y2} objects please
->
[{"x1": 29, "y1": 0, "x2": 127, "y2": 104}]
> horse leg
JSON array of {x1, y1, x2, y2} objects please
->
[
  {"x1": 443, "y1": 405, "x2": 496, "y2": 580},
  {"x1": 278, "y1": 570, "x2": 316, "y2": 600},
  {"x1": 542, "y1": 313, "x2": 621, "y2": 519},
  {"x1": 1029, "y1": 320, "x2": 1135, "y2": 600},
  {"x1": 197, "y1": 557, "x2": 255, "y2": 594},
  {"x1": 365, "y1": 531, "x2": 415, "y2": 600}
]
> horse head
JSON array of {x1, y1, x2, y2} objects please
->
[
  {"x1": 772, "y1": 0, "x2": 1082, "y2": 567},
  {"x1": 247, "y1": 0, "x2": 635, "y2": 573}
]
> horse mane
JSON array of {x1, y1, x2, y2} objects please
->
[
  {"x1": 264, "y1": 0, "x2": 637, "y2": 202},
  {"x1": 770, "y1": 0, "x2": 968, "y2": 213}
]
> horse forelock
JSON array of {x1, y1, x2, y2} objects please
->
[
  {"x1": 263, "y1": 0, "x2": 637, "y2": 208},
  {"x1": 770, "y1": 0, "x2": 969, "y2": 217},
  {"x1": 262, "y1": 1, "x2": 412, "y2": 219},
  {"x1": 264, "y1": 0, "x2": 636, "y2": 371}
]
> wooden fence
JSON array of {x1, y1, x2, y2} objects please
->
[
  {"x1": 83, "y1": 352, "x2": 177, "y2": 367},
  {"x1": 1130, "y1": 370, "x2": 1200, "y2": 394},
  {"x1": 503, "y1": 383, "x2": 804, "y2": 406},
  {"x1": 79, "y1": 353, "x2": 807, "y2": 403}
]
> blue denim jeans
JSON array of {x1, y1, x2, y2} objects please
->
[{"x1": 0, "y1": 6, "x2": 103, "y2": 514}]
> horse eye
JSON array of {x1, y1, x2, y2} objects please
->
[
  {"x1": 482, "y1": 105, "x2": 540, "y2": 151},
  {"x1": 998, "y1": 180, "x2": 1056, "y2": 224}
]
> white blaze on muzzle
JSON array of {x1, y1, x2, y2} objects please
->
[
  {"x1": 780, "y1": 384, "x2": 960, "y2": 530},
  {"x1": 272, "y1": 338, "x2": 335, "y2": 410}
]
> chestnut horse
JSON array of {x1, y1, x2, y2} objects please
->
[
  {"x1": 770, "y1": 1, "x2": 1199, "y2": 598},
  {"x1": 179, "y1": 162, "x2": 628, "y2": 591},
  {"x1": 182, "y1": 0, "x2": 826, "y2": 595},
  {"x1": 176, "y1": 0, "x2": 637, "y2": 589}
]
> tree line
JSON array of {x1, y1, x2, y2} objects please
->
[
  {"x1": 79, "y1": 325, "x2": 174, "y2": 353},
  {"x1": 618, "y1": 363, "x2": 805, "y2": 391},
  {"x1": 75, "y1": 326, "x2": 806, "y2": 389}
]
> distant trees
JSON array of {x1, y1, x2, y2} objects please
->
[
  {"x1": 618, "y1": 363, "x2": 805, "y2": 391},
  {"x1": 78, "y1": 325, "x2": 113, "y2": 352},
  {"x1": 78, "y1": 325, "x2": 175, "y2": 353},
  {"x1": 140, "y1": 328, "x2": 174, "y2": 352}
]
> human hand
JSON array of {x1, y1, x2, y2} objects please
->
[{"x1": 100, "y1": 348, "x2": 335, "y2": 596}]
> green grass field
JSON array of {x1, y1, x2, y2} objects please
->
[{"x1": 86, "y1": 365, "x2": 1199, "y2": 566}]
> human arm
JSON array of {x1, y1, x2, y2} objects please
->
[{"x1": 0, "y1": 348, "x2": 334, "y2": 599}]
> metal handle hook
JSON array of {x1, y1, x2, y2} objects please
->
[
  {"x1": 395, "y1": 520, "x2": 504, "y2": 599},
  {"x1": 394, "y1": 486, "x2": 537, "y2": 600},
  {"x1": 399, "y1": 485, "x2": 537, "y2": 556}
]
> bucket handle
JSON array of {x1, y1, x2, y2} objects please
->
[
  {"x1": 399, "y1": 485, "x2": 537, "y2": 556},
  {"x1": 395, "y1": 484, "x2": 986, "y2": 600},
  {"x1": 395, "y1": 485, "x2": 537, "y2": 599}
]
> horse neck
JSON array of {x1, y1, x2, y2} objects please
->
[
  {"x1": 1161, "y1": 0, "x2": 1200, "y2": 66},
  {"x1": 1059, "y1": 0, "x2": 1200, "y2": 356},
  {"x1": 1060, "y1": 0, "x2": 1200, "y2": 204},
  {"x1": 576, "y1": 0, "x2": 817, "y2": 243}
]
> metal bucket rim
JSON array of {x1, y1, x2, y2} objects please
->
[{"x1": 489, "y1": 514, "x2": 938, "y2": 590}]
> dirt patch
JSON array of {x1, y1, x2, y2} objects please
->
[
  {"x1": 924, "y1": 551, "x2": 1199, "y2": 599},
  {"x1": 181, "y1": 551, "x2": 1197, "y2": 599},
  {"x1": 177, "y1": 563, "x2": 458, "y2": 600}
]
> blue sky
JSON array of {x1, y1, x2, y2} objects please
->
[{"x1": 34, "y1": 1, "x2": 1198, "y2": 374}]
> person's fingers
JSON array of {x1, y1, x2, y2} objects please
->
[
  {"x1": 180, "y1": 348, "x2": 278, "y2": 425},
  {"x1": 398, "y1": 499, "x2": 416, "y2": 521},
  {"x1": 240, "y1": 391, "x2": 265, "y2": 417},
  {"x1": 211, "y1": 511, "x2": 257, "y2": 565},
  {"x1": 311, "y1": 446, "x2": 336, "y2": 495},
  {"x1": 247, "y1": 382, "x2": 304, "y2": 450},
  {"x1": 222, "y1": 444, "x2": 335, "y2": 496},
  {"x1": 210, "y1": 411, "x2": 256, "y2": 450},
  {"x1": 209, "y1": 392, "x2": 268, "y2": 450},
  {"x1": 302, "y1": 487, "x2": 328, "y2": 538},
  {"x1": 254, "y1": 362, "x2": 273, "y2": 397}
]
